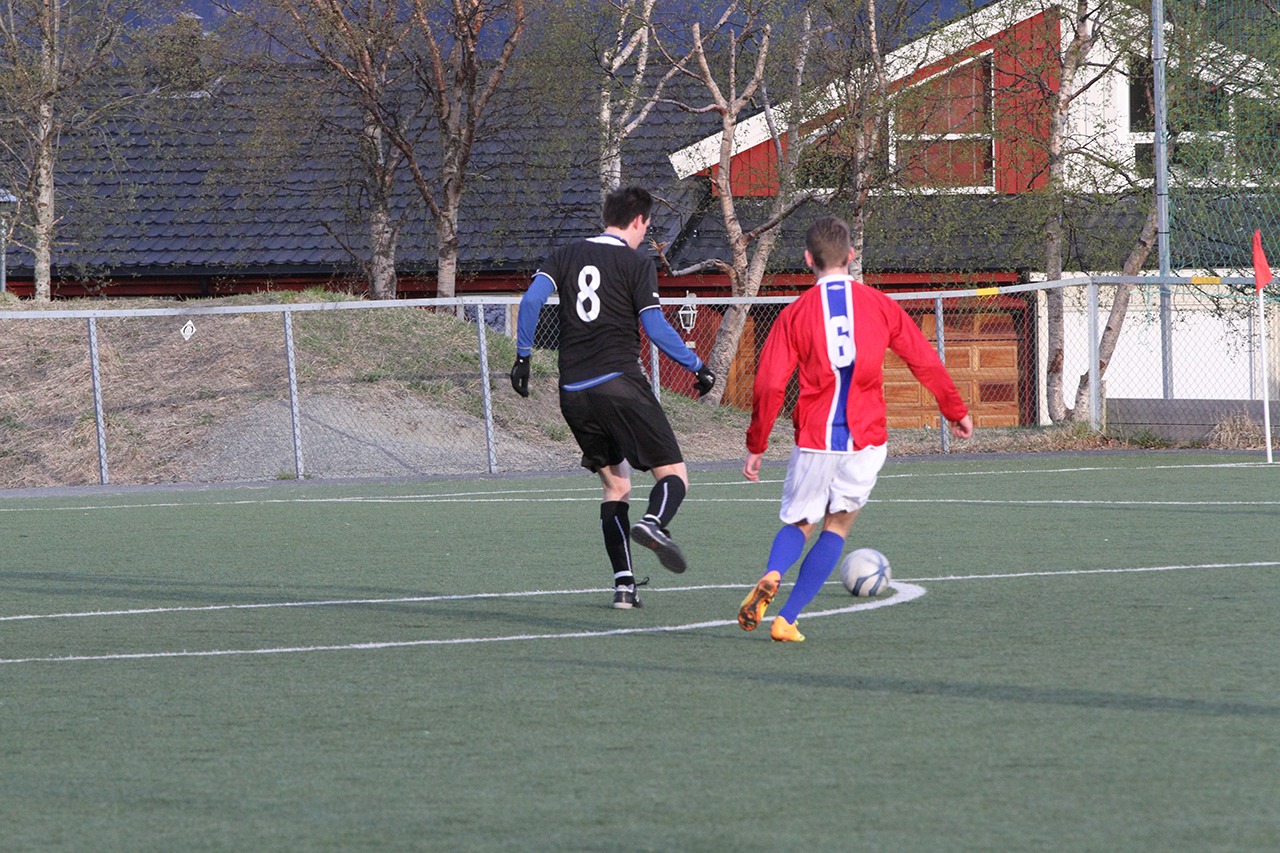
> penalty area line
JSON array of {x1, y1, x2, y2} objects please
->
[
  {"x1": 6, "y1": 562, "x2": 1274, "y2": 625},
  {"x1": 2, "y1": 581, "x2": 791, "y2": 623},
  {"x1": 0, "y1": 584, "x2": 925, "y2": 665},
  {"x1": 903, "y1": 560, "x2": 1280, "y2": 582}
]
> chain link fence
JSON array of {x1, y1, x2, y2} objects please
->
[
  {"x1": 1059, "y1": 278, "x2": 1277, "y2": 444},
  {"x1": 1, "y1": 280, "x2": 1276, "y2": 488}
]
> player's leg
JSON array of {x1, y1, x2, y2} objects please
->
[
  {"x1": 611, "y1": 374, "x2": 689, "y2": 573},
  {"x1": 581, "y1": 374, "x2": 688, "y2": 574},
  {"x1": 773, "y1": 508, "x2": 858, "y2": 624},
  {"x1": 737, "y1": 519, "x2": 814, "y2": 630},
  {"x1": 742, "y1": 448, "x2": 829, "y2": 632},
  {"x1": 560, "y1": 385, "x2": 643, "y2": 608},
  {"x1": 770, "y1": 445, "x2": 886, "y2": 641},
  {"x1": 598, "y1": 463, "x2": 643, "y2": 609},
  {"x1": 630, "y1": 460, "x2": 689, "y2": 573},
  {"x1": 639, "y1": 460, "x2": 687, "y2": 534}
]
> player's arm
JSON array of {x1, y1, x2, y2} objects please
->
[
  {"x1": 884, "y1": 300, "x2": 969, "y2": 427},
  {"x1": 639, "y1": 307, "x2": 715, "y2": 397},
  {"x1": 745, "y1": 312, "x2": 797, "y2": 455},
  {"x1": 511, "y1": 272, "x2": 555, "y2": 397}
]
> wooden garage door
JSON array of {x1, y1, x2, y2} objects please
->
[{"x1": 884, "y1": 311, "x2": 1022, "y2": 428}]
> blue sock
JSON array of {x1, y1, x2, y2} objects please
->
[
  {"x1": 778, "y1": 531, "x2": 845, "y2": 623},
  {"x1": 766, "y1": 525, "x2": 807, "y2": 577}
]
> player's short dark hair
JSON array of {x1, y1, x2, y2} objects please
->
[
  {"x1": 603, "y1": 186, "x2": 653, "y2": 229},
  {"x1": 806, "y1": 216, "x2": 852, "y2": 271}
]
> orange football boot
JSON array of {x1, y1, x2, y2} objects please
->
[
  {"x1": 770, "y1": 616, "x2": 805, "y2": 642},
  {"x1": 737, "y1": 571, "x2": 781, "y2": 631}
]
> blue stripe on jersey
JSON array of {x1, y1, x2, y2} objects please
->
[
  {"x1": 562, "y1": 372, "x2": 622, "y2": 391},
  {"x1": 822, "y1": 280, "x2": 856, "y2": 451}
]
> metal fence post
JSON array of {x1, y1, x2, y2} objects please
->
[
  {"x1": 935, "y1": 297, "x2": 950, "y2": 453},
  {"x1": 1088, "y1": 280, "x2": 1101, "y2": 431},
  {"x1": 1153, "y1": 0, "x2": 1174, "y2": 400},
  {"x1": 282, "y1": 310, "x2": 305, "y2": 479},
  {"x1": 474, "y1": 302, "x2": 498, "y2": 474},
  {"x1": 87, "y1": 317, "x2": 109, "y2": 485}
]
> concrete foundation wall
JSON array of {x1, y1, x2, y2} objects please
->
[{"x1": 1105, "y1": 398, "x2": 1280, "y2": 442}]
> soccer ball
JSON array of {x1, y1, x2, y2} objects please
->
[{"x1": 839, "y1": 548, "x2": 892, "y2": 597}]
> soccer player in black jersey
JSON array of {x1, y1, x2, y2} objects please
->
[{"x1": 510, "y1": 186, "x2": 715, "y2": 609}]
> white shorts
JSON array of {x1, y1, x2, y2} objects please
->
[{"x1": 779, "y1": 445, "x2": 888, "y2": 525}]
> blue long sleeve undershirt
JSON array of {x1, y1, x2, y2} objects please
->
[
  {"x1": 640, "y1": 307, "x2": 702, "y2": 372},
  {"x1": 515, "y1": 273, "x2": 555, "y2": 356}
]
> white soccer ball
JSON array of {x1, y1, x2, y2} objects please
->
[{"x1": 839, "y1": 548, "x2": 892, "y2": 597}]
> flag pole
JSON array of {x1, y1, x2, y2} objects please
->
[
  {"x1": 1253, "y1": 230, "x2": 1274, "y2": 463},
  {"x1": 1261, "y1": 282, "x2": 1273, "y2": 464}
]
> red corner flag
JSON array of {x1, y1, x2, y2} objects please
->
[{"x1": 1254, "y1": 229, "x2": 1273, "y2": 294}]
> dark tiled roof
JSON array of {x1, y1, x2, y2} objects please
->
[
  {"x1": 669, "y1": 192, "x2": 1153, "y2": 276},
  {"x1": 7, "y1": 69, "x2": 723, "y2": 282},
  {"x1": 2, "y1": 63, "x2": 1151, "y2": 288}
]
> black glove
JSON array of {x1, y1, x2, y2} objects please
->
[
  {"x1": 510, "y1": 355, "x2": 530, "y2": 397},
  {"x1": 693, "y1": 364, "x2": 716, "y2": 398}
]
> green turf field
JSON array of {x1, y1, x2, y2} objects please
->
[{"x1": 2, "y1": 452, "x2": 1278, "y2": 852}]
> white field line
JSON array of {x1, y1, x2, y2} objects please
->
[
  {"x1": 325, "y1": 491, "x2": 1274, "y2": 504},
  {"x1": 907, "y1": 561, "x2": 1280, "y2": 582},
  {"x1": 0, "y1": 584, "x2": 926, "y2": 664},
  {"x1": 0, "y1": 459, "x2": 1271, "y2": 514},
  {"x1": 3, "y1": 562, "x2": 1276, "y2": 665},
  {"x1": 1, "y1": 491, "x2": 1276, "y2": 512},
  {"x1": 5, "y1": 561, "x2": 1272, "y2": 626}
]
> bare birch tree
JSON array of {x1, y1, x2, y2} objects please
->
[
  {"x1": 660, "y1": 0, "x2": 962, "y2": 404},
  {"x1": 587, "y1": 0, "x2": 743, "y2": 196},
  {"x1": 658, "y1": 1, "x2": 831, "y2": 404},
  {"x1": 230, "y1": 0, "x2": 525, "y2": 300},
  {"x1": 1030, "y1": 0, "x2": 1266, "y2": 421},
  {"x1": 0, "y1": 0, "x2": 178, "y2": 301},
  {"x1": 940, "y1": 0, "x2": 1158, "y2": 423},
  {"x1": 397, "y1": 0, "x2": 526, "y2": 299},
  {"x1": 223, "y1": 0, "x2": 415, "y2": 298},
  {"x1": 1042, "y1": 0, "x2": 1107, "y2": 422}
]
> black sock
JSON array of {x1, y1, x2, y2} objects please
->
[
  {"x1": 600, "y1": 501, "x2": 633, "y2": 586},
  {"x1": 645, "y1": 475, "x2": 686, "y2": 529}
]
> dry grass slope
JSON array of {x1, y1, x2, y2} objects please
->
[{"x1": 0, "y1": 290, "x2": 1263, "y2": 489}]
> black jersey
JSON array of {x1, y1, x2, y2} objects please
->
[{"x1": 538, "y1": 235, "x2": 660, "y2": 385}]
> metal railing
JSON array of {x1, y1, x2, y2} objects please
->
[{"x1": 1, "y1": 276, "x2": 1274, "y2": 487}]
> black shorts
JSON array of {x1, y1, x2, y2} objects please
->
[{"x1": 559, "y1": 373, "x2": 683, "y2": 473}]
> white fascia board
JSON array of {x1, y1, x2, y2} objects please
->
[
  {"x1": 884, "y1": 0, "x2": 1055, "y2": 81},
  {"x1": 667, "y1": 0, "x2": 1057, "y2": 179},
  {"x1": 667, "y1": 87, "x2": 845, "y2": 180}
]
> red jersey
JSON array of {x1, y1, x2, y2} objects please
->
[{"x1": 746, "y1": 276, "x2": 968, "y2": 454}]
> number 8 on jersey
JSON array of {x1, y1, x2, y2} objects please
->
[{"x1": 576, "y1": 265, "x2": 602, "y2": 322}]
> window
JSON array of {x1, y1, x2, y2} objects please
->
[
  {"x1": 1128, "y1": 56, "x2": 1154, "y2": 133},
  {"x1": 894, "y1": 57, "x2": 994, "y2": 189},
  {"x1": 1127, "y1": 55, "x2": 1244, "y2": 183}
]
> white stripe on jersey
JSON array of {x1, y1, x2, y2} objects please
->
[{"x1": 818, "y1": 275, "x2": 856, "y2": 452}]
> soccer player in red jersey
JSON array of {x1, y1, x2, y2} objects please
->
[{"x1": 737, "y1": 216, "x2": 973, "y2": 641}]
